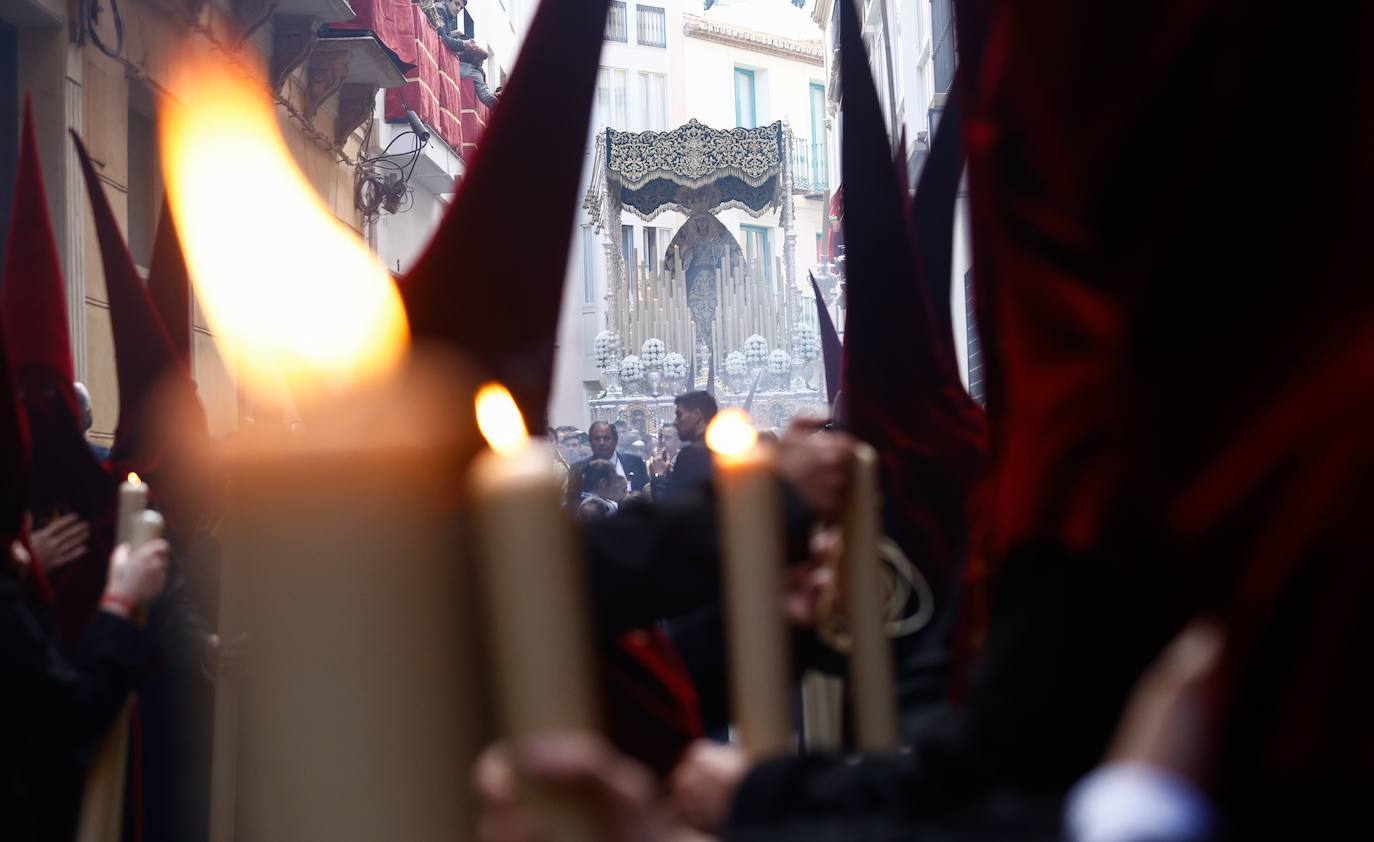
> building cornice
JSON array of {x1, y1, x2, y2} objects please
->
[{"x1": 683, "y1": 14, "x2": 824, "y2": 66}]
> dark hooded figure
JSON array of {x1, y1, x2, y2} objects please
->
[
  {"x1": 0, "y1": 251, "x2": 165, "y2": 841},
  {"x1": 724, "y1": 0, "x2": 1374, "y2": 840}
]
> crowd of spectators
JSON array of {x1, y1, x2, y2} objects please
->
[{"x1": 549, "y1": 392, "x2": 727, "y2": 521}]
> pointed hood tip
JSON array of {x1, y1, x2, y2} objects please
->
[
  {"x1": 400, "y1": 0, "x2": 614, "y2": 424},
  {"x1": 809, "y1": 272, "x2": 843, "y2": 407},
  {"x1": 2, "y1": 97, "x2": 78, "y2": 403},
  {"x1": 71, "y1": 128, "x2": 193, "y2": 470},
  {"x1": 148, "y1": 198, "x2": 194, "y2": 364}
]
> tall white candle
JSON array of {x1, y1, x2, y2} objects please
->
[
  {"x1": 209, "y1": 369, "x2": 481, "y2": 842},
  {"x1": 471, "y1": 384, "x2": 600, "y2": 840},
  {"x1": 707, "y1": 409, "x2": 792, "y2": 758},
  {"x1": 843, "y1": 443, "x2": 899, "y2": 751}
]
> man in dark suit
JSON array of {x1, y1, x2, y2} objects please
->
[
  {"x1": 651, "y1": 391, "x2": 717, "y2": 502},
  {"x1": 575, "y1": 422, "x2": 649, "y2": 494}
]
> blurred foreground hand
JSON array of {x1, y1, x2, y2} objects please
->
[
  {"x1": 667, "y1": 740, "x2": 751, "y2": 835},
  {"x1": 776, "y1": 418, "x2": 857, "y2": 522},
  {"x1": 474, "y1": 734, "x2": 668, "y2": 842},
  {"x1": 1106, "y1": 619, "x2": 1224, "y2": 779},
  {"x1": 30, "y1": 512, "x2": 90, "y2": 572}
]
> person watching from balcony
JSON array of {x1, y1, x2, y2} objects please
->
[{"x1": 436, "y1": 0, "x2": 499, "y2": 108}]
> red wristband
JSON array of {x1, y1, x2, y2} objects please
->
[{"x1": 99, "y1": 594, "x2": 138, "y2": 617}]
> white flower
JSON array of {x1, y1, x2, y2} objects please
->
[
  {"x1": 641, "y1": 338, "x2": 666, "y2": 367},
  {"x1": 768, "y1": 349, "x2": 791, "y2": 375},
  {"x1": 662, "y1": 352, "x2": 688, "y2": 379},
  {"x1": 619, "y1": 354, "x2": 644, "y2": 381},
  {"x1": 744, "y1": 334, "x2": 769, "y2": 367},
  {"x1": 724, "y1": 351, "x2": 747, "y2": 377},
  {"x1": 791, "y1": 324, "x2": 820, "y2": 363},
  {"x1": 594, "y1": 331, "x2": 623, "y2": 370}
]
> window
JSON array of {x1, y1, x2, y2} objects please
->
[
  {"x1": 606, "y1": 1, "x2": 628, "y2": 42},
  {"x1": 932, "y1": 0, "x2": 957, "y2": 94},
  {"x1": 734, "y1": 68, "x2": 757, "y2": 129},
  {"x1": 597, "y1": 67, "x2": 630, "y2": 129},
  {"x1": 639, "y1": 71, "x2": 668, "y2": 131},
  {"x1": 636, "y1": 5, "x2": 667, "y2": 47},
  {"x1": 965, "y1": 270, "x2": 985, "y2": 405},
  {"x1": 127, "y1": 91, "x2": 160, "y2": 271},
  {"x1": 809, "y1": 82, "x2": 828, "y2": 190},
  {"x1": 582, "y1": 226, "x2": 596, "y2": 305},
  {"x1": 621, "y1": 224, "x2": 635, "y2": 277},
  {"x1": 643, "y1": 227, "x2": 658, "y2": 273},
  {"x1": 741, "y1": 224, "x2": 771, "y2": 283}
]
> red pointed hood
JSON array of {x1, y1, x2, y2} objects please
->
[
  {"x1": 838, "y1": 0, "x2": 986, "y2": 589},
  {"x1": 0, "y1": 321, "x2": 53, "y2": 604},
  {"x1": 0, "y1": 322, "x2": 27, "y2": 544},
  {"x1": 72, "y1": 131, "x2": 193, "y2": 476},
  {"x1": 1, "y1": 99, "x2": 116, "y2": 644},
  {"x1": 400, "y1": 0, "x2": 612, "y2": 428},
  {"x1": 148, "y1": 197, "x2": 193, "y2": 364},
  {"x1": 2, "y1": 98, "x2": 78, "y2": 417}
]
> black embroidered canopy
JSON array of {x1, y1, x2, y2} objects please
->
[{"x1": 605, "y1": 119, "x2": 786, "y2": 221}]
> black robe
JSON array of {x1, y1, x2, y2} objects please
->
[{"x1": 1, "y1": 567, "x2": 153, "y2": 842}]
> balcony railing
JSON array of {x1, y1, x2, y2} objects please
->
[
  {"x1": 636, "y1": 5, "x2": 667, "y2": 47},
  {"x1": 606, "y1": 1, "x2": 628, "y2": 42},
  {"x1": 791, "y1": 137, "x2": 829, "y2": 194}
]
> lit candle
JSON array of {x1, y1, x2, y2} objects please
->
[
  {"x1": 114, "y1": 472, "x2": 147, "y2": 547},
  {"x1": 160, "y1": 50, "x2": 481, "y2": 840},
  {"x1": 842, "y1": 443, "x2": 899, "y2": 750},
  {"x1": 470, "y1": 383, "x2": 600, "y2": 839},
  {"x1": 707, "y1": 409, "x2": 792, "y2": 758}
]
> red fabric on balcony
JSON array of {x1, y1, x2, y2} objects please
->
[
  {"x1": 458, "y1": 77, "x2": 490, "y2": 157},
  {"x1": 357, "y1": 0, "x2": 491, "y2": 158},
  {"x1": 327, "y1": 0, "x2": 419, "y2": 68}
]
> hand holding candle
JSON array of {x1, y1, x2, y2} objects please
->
[{"x1": 78, "y1": 482, "x2": 165, "y2": 842}]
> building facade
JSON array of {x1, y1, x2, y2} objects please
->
[
  {"x1": 812, "y1": 0, "x2": 979, "y2": 398},
  {"x1": 0, "y1": 0, "x2": 525, "y2": 444}
]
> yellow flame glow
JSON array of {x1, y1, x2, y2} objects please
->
[
  {"x1": 159, "y1": 53, "x2": 409, "y2": 401},
  {"x1": 127, "y1": 472, "x2": 141, "y2": 486},
  {"x1": 705, "y1": 409, "x2": 758, "y2": 458},
  {"x1": 475, "y1": 384, "x2": 529, "y2": 456}
]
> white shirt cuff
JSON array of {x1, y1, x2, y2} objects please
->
[{"x1": 1065, "y1": 762, "x2": 1216, "y2": 842}]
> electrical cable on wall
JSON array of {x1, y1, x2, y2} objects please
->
[{"x1": 85, "y1": 0, "x2": 126, "y2": 59}]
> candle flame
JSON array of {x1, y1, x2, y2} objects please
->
[
  {"x1": 127, "y1": 472, "x2": 141, "y2": 486},
  {"x1": 705, "y1": 409, "x2": 758, "y2": 457},
  {"x1": 159, "y1": 52, "x2": 409, "y2": 401},
  {"x1": 475, "y1": 384, "x2": 529, "y2": 456}
]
